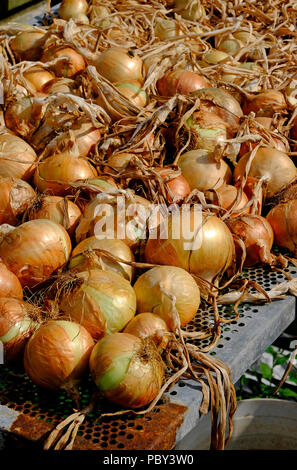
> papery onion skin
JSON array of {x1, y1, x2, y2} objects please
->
[
  {"x1": 0, "y1": 177, "x2": 36, "y2": 225},
  {"x1": 0, "y1": 263, "x2": 23, "y2": 300},
  {"x1": 133, "y1": 266, "x2": 200, "y2": 329},
  {"x1": 24, "y1": 320, "x2": 94, "y2": 390},
  {"x1": 10, "y1": 30, "x2": 47, "y2": 61},
  {"x1": 69, "y1": 121, "x2": 102, "y2": 157},
  {"x1": 226, "y1": 214, "x2": 274, "y2": 267},
  {"x1": 205, "y1": 184, "x2": 250, "y2": 218},
  {"x1": 145, "y1": 209, "x2": 235, "y2": 287},
  {"x1": 0, "y1": 219, "x2": 72, "y2": 289},
  {"x1": 33, "y1": 152, "x2": 98, "y2": 196},
  {"x1": 0, "y1": 133, "x2": 37, "y2": 181},
  {"x1": 59, "y1": 269, "x2": 137, "y2": 339},
  {"x1": 157, "y1": 69, "x2": 210, "y2": 97},
  {"x1": 28, "y1": 196, "x2": 82, "y2": 238},
  {"x1": 89, "y1": 332, "x2": 164, "y2": 409},
  {"x1": 41, "y1": 46, "x2": 86, "y2": 78},
  {"x1": 234, "y1": 147, "x2": 297, "y2": 200},
  {"x1": 242, "y1": 90, "x2": 287, "y2": 117},
  {"x1": 5, "y1": 96, "x2": 44, "y2": 139},
  {"x1": 123, "y1": 312, "x2": 169, "y2": 350},
  {"x1": 177, "y1": 149, "x2": 232, "y2": 191},
  {"x1": 235, "y1": 177, "x2": 263, "y2": 216},
  {"x1": 266, "y1": 200, "x2": 297, "y2": 256},
  {"x1": 69, "y1": 236, "x2": 134, "y2": 282},
  {"x1": 0, "y1": 298, "x2": 37, "y2": 361},
  {"x1": 94, "y1": 47, "x2": 144, "y2": 85}
]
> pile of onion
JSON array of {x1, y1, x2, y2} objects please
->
[
  {"x1": 0, "y1": 219, "x2": 72, "y2": 289},
  {"x1": 234, "y1": 147, "x2": 297, "y2": 200},
  {"x1": 0, "y1": 177, "x2": 36, "y2": 225},
  {"x1": 133, "y1": 266, "x2": 200, "y2": 329},
  {"x1": 59, "y1": 269, "x2": 136, "y2": 339},
  {"x1": 0, "y1": 298, "x2": 39, "y2": 361},
  {"x1": 0, "y1": 132, "x2": 37, "y2": 181},
  {"x1": 24, "y1": 320, "x2": 94, "y2": 390},
  {"x1": 28, "y1": 196, "x2": 82, "y2": 238},
  {"x1": 145, "y1": 209, "x2": 235, "y2": 287},
  {"x1": 266, "y1": 200, "x2": 297, "y2": 256},
  {"x1": 226, "y1": 214, "x2": 275, "y2": 267},
  {"x1": 177, "y1": 149, "x2": 232, "y2": 191},
  {"x1": 89, "y1": 332, "x2": 164, "y2": 409},
  {"x1": 68, "y1": 236, "x2": 134, "y2": 282},
  {"x1": 33, "y1": 152, "x2": 98, "y2": 196}
]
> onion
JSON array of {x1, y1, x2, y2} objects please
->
[
  {"x1": 94, "y1": 47, "x2": 144, "y2": 85},
  {"x1": 75, "y1": 194, "x2": 155, "y2": 251},
  {"x1": 116, "y1": 81, "x2": 147, "y2": 107},
  {"x1": 5, "y1": 96, "x2": 44, "y2": 139},
  {"x1": 24, "y1": 320, "x2": 94, "y2": 390},
  {"x1": 0, "y1": 132, "x2": 37, "y2": 181},
  {"x1": 217, "y1": 38, "x2": 243, "y2": 55},
  {"x1": 10, "y1": 30, "x2": 47, "y2": 61},
  {"x1": 33, "y1": 152, "x2": 98, "y2": 196},
  {"x1": 201, "y1": 50, "x2": 230, "y2": 66},
  {"x1": 205, "y1": 184, "x2": 250, "y2": 218},
  {"x1": 124, "y1": 313, "x2": 169, "y2": 350},
  {"x1": 0, "y1": 298, "x2": 38, "y2": 361},
  {"x1": 242, "y1": 90, "x2": 287, "y2": 117},
  {"x1": 104, "y1": 152, "x2": 138, "y2": 175},
  {"x1": 157, "y1": 69, "x2": 210, "y2": 97},
  {"x1": 0, "y1": 219, "x2": 72, "y2": 289},
  {"x1": 155, "y1": 168, "x2": 191, "y2": 203},
  {"x1": 0, "y1": 263, "x2": 23, "y2": 300},
  {"x1": 177, "y1": 149, "x2": 232, "y2": 191},
  {"x1": 42, "y1": 78, "x2": 77, "y2": 95},
  {"x1": 41, "y1": 46, "x2": 86, "y2": 78},
  {"x1": 175, "y1": 0, "x2": 206, "y2": 21},
  {"x1": 226, "y1": 214, "x2": 275, "y2": 266},
  {"x1": 184, "y1": 112, "x2": 228, "y2": 151},
  {"x1": 59, "y1": 0, "x2": 89, "y2": 21},
  {"x1": 68, "y1": 121, "x2": 102, "y2": 157},
  {"x1": 28, "y1": 196, "x2": 82, "y2": 238},
  {"x1": 145, "y1": 209, "x2": 235, "y2": 286},
  {"x1": 239, "y1": 134, "x2": 288, "y2": 157},
  {"x1": 235, "y1": 177, "x2": 263, "y2": 215},
  {"x1": 154, "y1": 18, "x2": 182, "y2": 40},
  {"x1": 266, "y1": 200, "x2": 297, "y2": 256},
  {"x1": 134, "y1": 266, "x2": 200, "y2": 329},
  {"x1": 89, "y1": 332, "x2": 164, "y2": 408},
  {"x1": 69, "y1": 236, "x2": 134, "y2": 281},
  {"x1": 23, "y1": 67, "x2": 55, "y2": 93},
  {"x1": 234, "y1": 147, "x2": 297, "y2": 200},
  {"x1": 233, "y1": 31, "x2": 256, "y2": 44},
  {"x1": 0, "y1": 177, "x2": 36, "y2": 225},
  {"x1": 59, "y1": 269, "x2": 137, "y2": 339}
]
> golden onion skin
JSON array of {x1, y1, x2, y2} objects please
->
[
  {"x1": 267, "y1": 200, "x2": 297, "y2": 256},
  {"x1": 133, "y1": 266, "x2": 200, "y2": 329},
  {"x1": 0, "y1": 219, "x2": 72, "y2": 289},
  {"x1": 0, "y1": 177, "x2": 36, "y2": 225},
  {"x1": 94, "y1": 47, "x2": 144, "y2": 84},
  {"x1": 124, "y1": 312, "x2": 169, "y2": 349},
  {"x1": 89, "y1": 332, "x2": 164, "y2": 409},
  {"x1": 59, "y1": 269, "x2": 137, "y2": 339},
  {"x1": 24, "y1": 320, "x2": 94, "y2": 390},
  {"x1": 0, "y1": 133, "x2": 37, "y2": 181},
  {"x1": 0, "y1": 263, "x2": 23, "y2": 300}
]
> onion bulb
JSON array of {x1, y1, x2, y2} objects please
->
[
  {"x1": 33, "y1": 152, "x2": 97, "y2": 196},
  {"x1": 0, "y1": 177, "x2": 36, "y2": 225},
  {"x1": 242, "y1": 90, "x2": 287, "y2": 117},
  {"x1": 154, "y1": 18, "x2": 182, "y2": 40},
  {"x1": 205, "y1": 184, "x2": 250, "y2": 218},
  {"x1": 177, "y1": 149, "x2": 232, "y2": 191},
  {"x1": 89, "y1": 332, "x2": 164, "y2": 408},
  {"x1": 5, "y1": 96, "x2": 44, "y2": 139},
  {"x1": 201, "y1": 49, "x2": 230, "y2": 66},
  {"x1": 0, "y1": 263, "x2": 23, "y2": 300},
  {"x1": 28, "y1": 196, "x2": 82, "y2": 238},
  {"x1": 41, "y1": 46, "x2": 86, "y2": 78},
  {"x1": 124, "y1": 313, "x2": 169, "y2": 350},
  {"x1": 116, "y1": 81, "x2": 147, "y2": 107},
  {"x1": 94, "y1": 47, "x2": 144, "y2": 85},
  {"x1": 0, "y1": 298, "x2": 38, "y2": 361},
  {"x1": 235, "y1": 177, "x2": 263, "y2": 216},
  {"x1": 217, "y1": 38, "x2": 243, "y2": 55},
  {"x1": 175, "y1": 0, "x2": 206, "y2": 21},
  {"x1": 0, "y1": 219, "x2": 72, "y2": 289},
  {"x1": 266, "y1": 200, "x2": 297, "y2": 256},
  {"x1": 0, "y1": 132, "x2": 37, "y2": 181},
  {"x1": 24, "y1": 320, "x2": 94, "y2": 390},
  {"x1": 157, "y1": 69, "x2": 210, "y2": 96},
  {"x1": 69, "y1": 236, "x2": 134, "y2": 281},
  {"x1": 10, "y1": 30, "x2": 47, "y2": 61},
  {"x1": 145, "y1": 209, "x2": 235, "y2": 287},
  {"x1": 59, "y1": 0, "x2": 89, "y2": 21},
  {"x1": 23, "y1": 67, "x2": 55, "y2": 93},
  {"x1": 156, "y1": 168, "x2": 191, "y2": 203},
  {"x1": 59, "y1": 269, "x2": 136, "y2": 339},
  {"x1": 234, "y1": 147, "x2": 297, "y2": 200},
  {"x1": 226, "y1": 214, "x2": 275, "y2": 266},
  {"x1": 134, "y1": 266, "x2": 200, "y2": 329}
]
